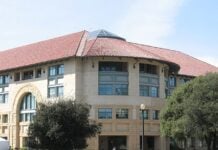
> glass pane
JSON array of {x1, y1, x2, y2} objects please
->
[
  {"x1": 4, "y1": 94, "x2": 8, "y2": 103},
  {"x1": 114, "y1": 84, "x2": 128, "y2": 95},
  {"x1": 99, "y1": 74, "x2": 113, "y2": 82},
  {"x1": 115, "y1": 75, "x2": 128, "y2": 82},
  {"x1": 99, "y1": 84, "x2": 113, "y2": 95},
  {"x1": 49, "y1": 87, "x2": 56, "y2": 97},
  {"x1": 152, "y1": 110, "x2": 159, "y2": 120},
  {"x1": 5, "y1": 75, "x2": 9, "y2": 84},
  {"x1": 49, "y1": 66, "x2": 56, "y2": 76},
  {"x1": 98, "y1": 108, "x2": 112, "y2": 119},
  {"x1": 140, "y1": 85, "x2": 149, "y2": 96},
  {"x1": 169, "y1": 76, "x2": 176, "y2": 87},
  {"x1": 0, "y1": 76, "x2": 3, "y2": 84},
  {"x1": 116, "y1": 108, "x2": 128, "y2": 119},
  {"x1": 0, "y1": 94, "x2": 4, "y2": 103},
  {"x1": 99, "y1": 62, "x2": 127, "y2": 72},
  {"x1": 58, "y1": 86, "x2": 64, "y2": 96},
  {"x1": 58, "y1": 65, "x2": 64, "y2": 75},
  {"x1": 150, "y1": 87, "x2": 158, "y2": 97}
]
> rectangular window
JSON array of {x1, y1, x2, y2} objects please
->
[
  {"x1": 35, "y1": 68, "x2": 42, "y2": 78},
  {"x1": 0, "y1": 86, "x2": 9, "y2": 104},
  {"x1": 140, "y1": 110, "x2": 149, "y2": 120},
  {"x1": 49, "y1": 64, "x2": 64, "y2": 76},
  {"x1": 0, "y1": 75, "x2": 9, "y2": 85},
  {"x1": 152, "y1": 110, "x2": 159, "y2": 120},
  {"x1": 48, "y1": 65, "x2": 64, "y2": 98},
  {"x1": 23, "y1": 70, "x2": 33, "y2": 80},
  {"x1": 99, "y1": 62, "x2": 128, "y2": 95},
  {"x1": 14, "y1": 72, "x2": 20, "y2": 81},
  {"x1": 2, "y1": 114, "x2": 8, "y2": 123},
  {"x1": 98, "y1": 108, "x2": 112, "y2": 119},
  {"x1": 99, "y1": 62, "x2": 127, "y2": 72},
  {"x1": 48, "y1": 87, "x2": 57, "y2": 97},
  {"x1": 140, "y1": 85, "x2": 158, "y2": 97},
  {"x1": 140, "y1": 64, "x2": 158, "y2": 75},
  {"x1": 116, "y1": 108, "x2": 128, "y2": 119},
  {"x1": 169, "y1": 76, "x2": 176, "y2": 87},
  {"x1": 166, "y1": 76, "x2": 177, "y2": 97},
  {"x1": 139, "y1": 64, "x2": 159, "y2": 97}
]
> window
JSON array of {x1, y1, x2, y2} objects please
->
[
  {"x1": 98, "y1": 108, "x2": 112, "y2": 119},
  {"x1": 166, "y1": 76, "x2": 177, "y2": 97},
  {"x1": 2, "y1": 114, "x2": 8, "y2": 123},
  {"x1": 152, "y1": 110, "x2": 159, "y2": 120},
  {"x1": 49, "y1": 64, "x2": 64, "y2": 76},
  {"x1": 140, "y1": 85, "x2": 158, "y2": 97},
  {"x1": 139, "y1": 64, "x2": 159, "y2": 97},
  {"x1": 99, "y1": 62, "x2": 128, "y2": 95},
  {"x1": 116, "y1": 108, "x2": 128, "y2": 119},
  {"x1": 48, "y1": 64, "x2": 64, "y2": 98},
  {"x1": 14, "y1": 72, "x2": 20, "y2": 81},
  {"x1": 0, "y1": 75, "x2": 9, "y2": 85},
  {"x1": 0, "y1": 76, "x2": 9, "y2": 104},
  {"x1": 20, "y1": 93, "x2": 36, "y2": 122},
  {"x1": 140, "y1": 110, "x2": 149, "y2": 120},
  {"x1": 22, "y1": 70, "x2": 33, "y2": 80},
  {"x1": 0, "y1": 93, "x2": 8, "y2": 103},
  {"x1": 35, "y1": 68, "x2": 42, "y2": 78},
  {"x1": 140, "y1": 64, "x2": 158, "y2": 75},
  {"x1": 169, "y1": 76, "x2": 176, "y2": 87},
  {"x1": 99, "y1": 62, "x2": 127, "y2": 72}
]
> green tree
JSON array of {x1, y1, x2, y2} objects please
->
[
  {"x1": 28, "y1": 99, "x2": 101, "y2": 150},
  {"x1": 161, "y1": 73, "x2": 218, "y2": 150}
]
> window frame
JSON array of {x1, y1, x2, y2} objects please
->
[
  {"x1": 98, "y1": 108, "x2": 112, "y2": 119},
  {"x1": 116, "y1": 108, "x2": 128, "y2": 119},
  {"x1": 98, "y1": 61, "x2": 129, "y2": 96}
]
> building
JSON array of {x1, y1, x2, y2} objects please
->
[{"x1": 0, "y1": 30, "x2": 217, "y2": 150}]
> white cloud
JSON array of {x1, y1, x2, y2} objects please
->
[
  {"x1": 115, "y1": 0, "x2": 184, "y2": 45},
  {"x1": 197, "y1": 56, "x2": 218, "y2": 67}
]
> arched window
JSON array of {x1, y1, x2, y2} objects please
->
[{"x1": 20, "y1": 93, "x2": 36, "y2": 122}]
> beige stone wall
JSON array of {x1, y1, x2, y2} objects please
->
[{"x1": 0, "y1": 56, "x2": 171, "y2": 149}]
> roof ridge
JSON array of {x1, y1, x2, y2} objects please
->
[
  {"x1": 75, "y1": 31, "x2": 88, "y2": 56},
  {"x1": 0, "y1": 31, "x2": 85, "y2": 53}
]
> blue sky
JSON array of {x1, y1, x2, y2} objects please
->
[{"x1": 0, "y1": 0, "x2": 217, "y2": 66}]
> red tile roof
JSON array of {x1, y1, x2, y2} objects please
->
[
  {"x1": 0, "y1": 31, "x2": 85, "y2": 72},
  {"x1": 133, "y1": 43, "x2": 218, "y2": 76},
  {"x1": 0, "y1": 30, "x2": 217, "y2": 77}
]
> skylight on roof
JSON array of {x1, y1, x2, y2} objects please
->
[{"x1": 88, "y1": 29, "x2": 126, "y2": 41}]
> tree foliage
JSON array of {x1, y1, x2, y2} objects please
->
[
  {"x1": 161, "y1": 73, "x2": 218, "y2": 150},
  {"x1": 28, "y1": 99, "x2": 101, "y2": 150}
]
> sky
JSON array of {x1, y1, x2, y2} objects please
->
[{"x1": 0, "y1": 0, "x2": 217, "y2": 67}]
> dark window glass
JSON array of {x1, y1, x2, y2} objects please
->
[
  {"x1": 23, "y1": 70, "x2": 33, "y2": 80},
  {"x1": 14, "y1": 73, "x2": 20, "y2": 81},
  {"x1": 20, "y1": 93, "x2": 36, "y2": 122},
  {"x1": 140, "y1": 64, "x2": 157, "y2": 74},
  {"x1": 140, "y1": 85, "x2": 158, "y2": 97},
  {"x1": 152, "y1": 110, "x2": 159, "y2": 120},
  {"x1": 49, "y1": 64, "x2": 64, "y2": 76},
  {"x1": 116, "y1": 108, "x2": 128, "y2": 119},
  {"x1": 169, "y1": 76, "x2": 176, "y2": 87},
  {"x1": 98, "y1": 108, "x2": 112, "y2": 119},
  {"x1": 140, "y1": 110, "x2": 149, "y2": 120},
  {"x1": 99, "y1": 62, "x2": 127, "y2": 72},
  {"x1": 36, "y1": 68, "x2": 42, "y2": 78}
]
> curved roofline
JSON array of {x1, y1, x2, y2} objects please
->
[{"x1": 81, "y1": 55, "x2": 180, "y2": 73}]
